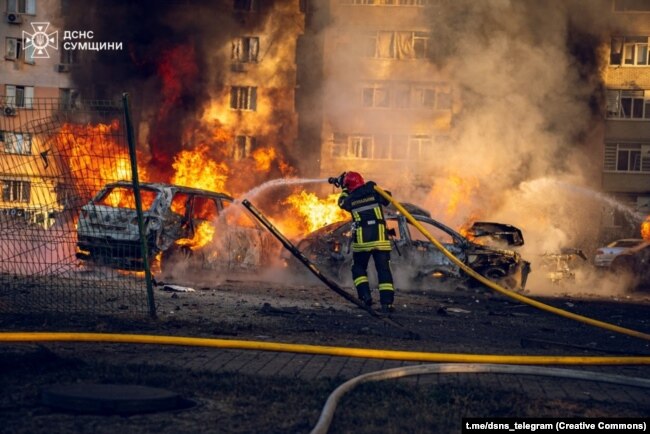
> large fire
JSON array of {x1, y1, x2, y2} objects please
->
[
  {"x1": 60, "y1": 120, "x2": 149, "y2": 198},
  {"x1": 171, "y1": 144, "x2": 229, "y2": 194},
  {"x1": 642, "y1": 216, "x2": 650, "y2": 241},
  {"x1": 283, "y1": 191, "x2": 348, "y2": 235}
]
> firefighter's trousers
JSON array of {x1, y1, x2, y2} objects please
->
[{"x1": 351, "y1": 250, "x2": 394, "y2": 305}]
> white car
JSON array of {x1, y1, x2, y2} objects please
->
[{"x1": 594, "y1": 238, "x2": 649, "y2": 268}]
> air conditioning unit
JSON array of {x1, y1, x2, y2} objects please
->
[
  {"x1": 6, "y1": 13, "x2": 22, "y2": 24},
  {"x1": 56, "y1": 63, "x2": 70, "y2": 73},
  {"x1": 3, "y1": 106, "x2": 17, "y2": 116}
]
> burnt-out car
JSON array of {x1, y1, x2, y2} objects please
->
[
  {"x1": 76, "y1": 181, "x2": 274, "y2": 271},
  {"x1": 291, "y1": 203, "x2": 531, "y2": 290}
]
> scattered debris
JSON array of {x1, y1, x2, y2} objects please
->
[{"x1": 161, "y1": 284, "x2": 196, "y2": 293}]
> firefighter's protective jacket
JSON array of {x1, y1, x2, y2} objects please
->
[{"x1": 338, "y1": 181, "x2": 391, "y2": 252}]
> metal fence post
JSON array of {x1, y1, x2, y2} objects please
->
[{"x1": 122, "y1": 93, "x2": 157, "y2": 319}]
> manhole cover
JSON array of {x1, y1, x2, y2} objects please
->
[{"x1": 42, "y1": 384, "x2": 191, "y2": 414}]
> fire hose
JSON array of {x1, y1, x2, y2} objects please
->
[
  {"x1": 241, "y1": 199, "x2": 420, "y2": 339},
  {"x1": 310, "y1": 363, "x2": 650, "y2": 434},
  {"x1": 372, "y1": 185, "x2": 650, "y2": 342}
]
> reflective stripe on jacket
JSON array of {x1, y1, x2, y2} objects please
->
[{"x1": 338, "y1": 181, "x2": 391, "y2": 252}]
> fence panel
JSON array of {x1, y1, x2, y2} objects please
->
[{"x1": 0, "y1": 97, "x2": 152, "y2": 316}]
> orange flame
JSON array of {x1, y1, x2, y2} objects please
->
[
  {"x1": 283, "y1": 192, "x2": 348, "y2": 235},
  {"x1": 176, "y1": 221, "x2": 216, "y2": 251},
  {"x1": 642, "y1": 216, "x2": 650, "y2": 241},
  {"x1": 252, "y1": 147, "x2": 277, "y2": 172},
  {"x1": 60, "y1": 121, "x2": 149, "y2": 198},
  {"x1": 171, "y1": 144, "x2": 229, "y2": 193}
]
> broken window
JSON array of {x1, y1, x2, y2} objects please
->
[
  {"x1": 348, "y1": 135, "x2": 372, "y2": 158},
  {"x1": 605, "y1": 143, "x2": 650, "y2": 172},
  {"x1": 2, "y1": 132, "x2": 31, "y2": 155},
  {"x1": 171, "y1": 192, "x2": 191, "y2": 217},
  {"x1": 610, "y1": 36, "x2": 649, "y2": 65},
  {"x1": 1, "y1": 179, "x2": 30, "y2": 203},
  {"x1": 233, "y1": 135, "x2": 256, "y2": 160},
  {"x1": 230, "y1": 86, "x2": 257, "y2": 111},
  {"x1": 232, "y1": 37, "x2": 260, "y2": 63},
  {"x1": 94, "y1": 186, "x2": 157, "y2": 210},
  {"x1": 5, "y1": 37, "x2": 20, "y2": 60},
  {"x1": 362, "y1": 85, "x2": 389, "y2": 108},
  {"x1": 368, "y1": 31, "x2": 430, "y2": 59},
  {"x1": 191, "y1": 196, "x2": 219, "y2": 221},
  {"x1": 59, "y1": 88, "x2": 79, "y2": 110},
  {"x1": 617, "y1": 148, "x2": 642, "y2": 171},
  {"x1": 607, "y1": 89, "x2": 650, "y2": 119},
  {"x1": 5, "y1": 85, "x2": 33, "y2": 108}
]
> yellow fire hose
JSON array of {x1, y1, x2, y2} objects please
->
[
  {"x1": 373, "y1": 185, "x2": 650, "y2": 342},
  {"x1": 1, "y1": 332, "x2": 649, "y2": 364}
]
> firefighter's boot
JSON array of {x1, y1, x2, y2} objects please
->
[{"x1": 379, "y1": 289, "x2": 395, "y2": 313}]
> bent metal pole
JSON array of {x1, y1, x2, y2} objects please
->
[{"x1": 241, "y1": 199, "x2": 420, "y2": 340}]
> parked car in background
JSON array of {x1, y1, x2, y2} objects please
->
[
  {"x1": 594, "y1": 238, "x2": 650, "y2": 288},
  {"x1": 594, "y1": 239, "x2": 649, "y2": 268},
  {"x1": 290, "y1": 203, "x2": 531, "y2": 291},
  {"x1": 76, "y1": 182, "x2": 275, "y2": 272}
]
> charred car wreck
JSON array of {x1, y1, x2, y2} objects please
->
[
  {"x1": 293, "y1": 204, "x2": 531, "y2": 290},
  {"x1": 76, "y1": 182, "x2": 274, "y2": 271}
]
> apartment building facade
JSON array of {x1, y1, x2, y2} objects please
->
[
  {"x1": 1, "y1": 0, "x2": 75, "y2": 226},
  {"x1": 316, "y1": 0, "x2": 456, "y2": 183},
  {"x1": 602, "y1": 0, "x2": 650, "y2": 237}
]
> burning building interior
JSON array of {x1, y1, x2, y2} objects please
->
[{"x1": 1, "y1": 0, "x2": 650, "y2": 294}]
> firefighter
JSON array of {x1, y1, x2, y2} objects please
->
[{"x1": 329, "y1": 171, "x2": 395, "y2": 313}]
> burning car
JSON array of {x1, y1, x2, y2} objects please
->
[
  {"x1": 291, "y1": 203, "x2": 531, "y2": 290},
  {"x1": 76, "y1": 181, "x2": 274, "y2": 271}
]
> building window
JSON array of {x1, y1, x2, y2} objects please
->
[
  {"x1": 230, "y1": 86, "x2": 257, "y2": 111},
  {"x1": 606, "y1": 89, "x2": 650, "y2": 119},
  {"x1": 610, "y1": 36, "x2": 649, "y2": 65},
  {"x1": 233, "y1": 135, "x2": 256, "y2": 160},
  {"x1": 233, "y1": 0, "x2": 258, "y2": 11},
  {"x1": 5, "y1": 85, "x2": 34, "y2": 109},
  {"x1": 365, "y1": 31, "x2": 430, "y2": 59},
  {"x1": 7, "y1": 0, "x2": 36, "y2": 14},
  {"x1": 59, "y1": 88, "x2": 79, "y2": 109},
  {"x1": 332, "y1": 133, "x2": 433, "y2": 159},
  {"x1": 1, "y1": 132, "x2": 32, "y2": 155},
  {"x1": 232, "y1": 37, "x2": 260, "y2": 63},
  {"x1": 362, "y1": 85, "x2": 389, "y2": 108},
  {"x1": 605, "y1": 143, "x2": 650, "y2": 172},
  {"x1": 407, "y1": 135, "x2": 430, "y2": 160},
  {"x1": 59, "y1": 46, "x2": 79, "y2": 65},
  {"x1": 414, "y1": 87, "x2": 435, "y2": 108},
  {"x1": 4, "y1": 37, "x2": 34, "y2": 63},
  {"x1": 1, "y1": 180, "x2": 30, "y2": 203}
]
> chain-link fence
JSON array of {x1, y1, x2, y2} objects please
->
[{"x1": 0, "y1": 96, "x2": 154, "y2": 316}]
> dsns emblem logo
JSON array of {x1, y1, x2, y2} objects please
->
[{"x1": 23, "y1": 22, "x2": 58, "y2": 59}]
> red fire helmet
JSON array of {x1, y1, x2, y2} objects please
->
[{"x1": 343, "y1": 171, "x2": 364, "y2": 192}]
